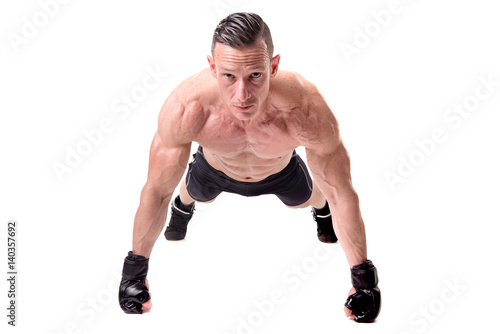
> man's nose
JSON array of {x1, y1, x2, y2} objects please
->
[{"x1": 235, "y1": 79, "x2": 250, "y2": 101}]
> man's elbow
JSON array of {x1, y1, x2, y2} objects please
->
[
  {"x1": 325, "y1": 184, "x2": 359, "y2": 209},
  {"x1": 140, "y1": 181, "x2": 173, "y2": 204}
]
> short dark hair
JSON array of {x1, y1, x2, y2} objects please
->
[{"x1": 211, "y1": 12, "x2": 274, "y2": 59}]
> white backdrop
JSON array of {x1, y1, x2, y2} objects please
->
[{"x1": 1, "y1": 0, "x2": 499, "y2": 333}]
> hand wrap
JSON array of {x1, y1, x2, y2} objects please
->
[
  {"x1": 344, "y1": 260, "x2": 381, "y2": 323},
  {"x1": 119, "y1": 251, "x2": 151, "y2": 314}
]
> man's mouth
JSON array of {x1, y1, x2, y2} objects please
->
[{"x1": 234, "y1": 105, "x2": 253, "y2": 111}]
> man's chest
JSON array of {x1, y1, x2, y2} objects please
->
[{"x1": 195, "y1": 113, "x2": 300, "y2": 159}]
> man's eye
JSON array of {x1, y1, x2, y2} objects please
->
[
  {"x1": 224, "y1": 74, "x2": 234, "y2": 79},
  {"x1": 251, "y1": 73, "x2": 262, "y2": 78}
]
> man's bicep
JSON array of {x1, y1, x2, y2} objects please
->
[
  {"x1": 303, "y1": 94, "x2": 355, "y2": 199},
  {"x1": 143, "y1": 86, "x2": 201, "y2": 196},
  {"x1": 306, "y1": 138, "x2": 352, "y2": 182},
  {"x1": 145, "y1": 131, "x2": 191, "y2": 198},
  {"x1": 146, "y1": 94, "x2": 193, "y2": 196}
]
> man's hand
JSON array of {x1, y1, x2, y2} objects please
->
[
  {"x1": 344, "y1": 287, "x2": 357, "y2": 320},
  {"x1": 343, "y1": 260, "x2": 381, "y2": 323},
  {"x1": 119, "y1": 252, "x2": 152, "y2": 314},
  {"x1": 119, "y1": 279, "x2": 152, "y2": 313},
  {"x1": 142, "y1": 280, "x2": 153, "y2": 312}
]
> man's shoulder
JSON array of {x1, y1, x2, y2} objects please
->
[
  {"x1": 273, "y1": 70, "x2": 319, "y2": 91},
  {"x1": 170, "y1": 68, "x2": 217, "y2": 109},
  {"x1": 158, "y1": 69, "x2": 215, "y2": 144},
  {"x1": 272, "y1": 71, "x2": 326, "y2": 113},
  {"x1": 273, "y1": 71, "x2": 338, "y2": 146},
  {"x1": 271, "y1": 70, "x2": 324, "y2": 110}
]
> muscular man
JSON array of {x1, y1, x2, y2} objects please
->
[{"x1": 119, "y1": 13, "x2": 381, "y2": 323}]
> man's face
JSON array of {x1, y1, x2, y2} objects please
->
[{"x1": 208, "y1": 40, "x2": 280, "y2": 121}]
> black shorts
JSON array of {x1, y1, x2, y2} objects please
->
[{"x1": 185, "y1": 146, "x2": 313, "y2": 206}]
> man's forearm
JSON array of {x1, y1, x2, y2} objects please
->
[
  {"x1": 307, "y1": 144, "x2": 369, "y2": 268},
  {"x1": 326, "y1": 192, "x2": 368, "y2": 268},
  {"x1": 132, "y1": 188, "x2": 172, "y2": 258}
]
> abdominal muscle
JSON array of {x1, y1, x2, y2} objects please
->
[{"x1": 202, "y1": 147, "x2": 295, "y2": 182}]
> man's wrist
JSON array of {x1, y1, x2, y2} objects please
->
[
  {"x1": 350, "y1": 260, "x2": 378, "y2": 289},
  {"x1": 122, "y1": 251, "x2": 149, "y2": 280}
]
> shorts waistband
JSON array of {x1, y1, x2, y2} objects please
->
[{"x1": 196, "y1": 146, "x2": 297, "y2": 185}]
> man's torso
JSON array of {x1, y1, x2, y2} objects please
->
[{"x1": 172, "y1": 68, "x2": 315, "y2": 182}]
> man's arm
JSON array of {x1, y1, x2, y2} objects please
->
[
  {"x1": 132, "y1": 132, "x2": 191, "y2": 258},
  {"x1": 307, "y1": 142, "x2": 367, "y2": 267},
  {"x1": 301, "y1": 89, "x2": 367, "y2": 267},
  {"x1": 132, "y1": 90, "x2": 202, "y2": 258},
  {"x1": 300, "y1": 82, "x2": 380, "y2": 322},
  {"x1": 119, "y1": 89, "x2": 202, "y2": 314}
]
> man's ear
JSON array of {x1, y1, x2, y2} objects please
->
[
  {"x1": 207, "y1": 55, "x2": 217, "y2": 78},
  {"x1": 270, "y1": 54, "x2": 281, "y2": 78}
]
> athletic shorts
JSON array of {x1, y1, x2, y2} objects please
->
[{"x1": 185, "y1": 146, "x2": 313, "y2": 206}]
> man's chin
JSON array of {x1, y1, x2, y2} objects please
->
[
  {"x1": 234, "y1": 112, "x2": 254, "y2": 121},
  {"x1": 232, "y1": 105, "x2": 257, "y2": 120}
]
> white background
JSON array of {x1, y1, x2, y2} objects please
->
[{"x1": 1, "y1": 0, "x2": 499, "y2": 333}]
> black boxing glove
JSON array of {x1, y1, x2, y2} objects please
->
[
  {"x1": 344, "y1": 260, "x2": 381, "y2": 323},
  {"x1": 119, "y1": 251, "x2": 151, "y2": 314}
]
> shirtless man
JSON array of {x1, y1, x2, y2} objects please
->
[{"x1": 119, "y1": 13, "x2": 381, "y2": 323}]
